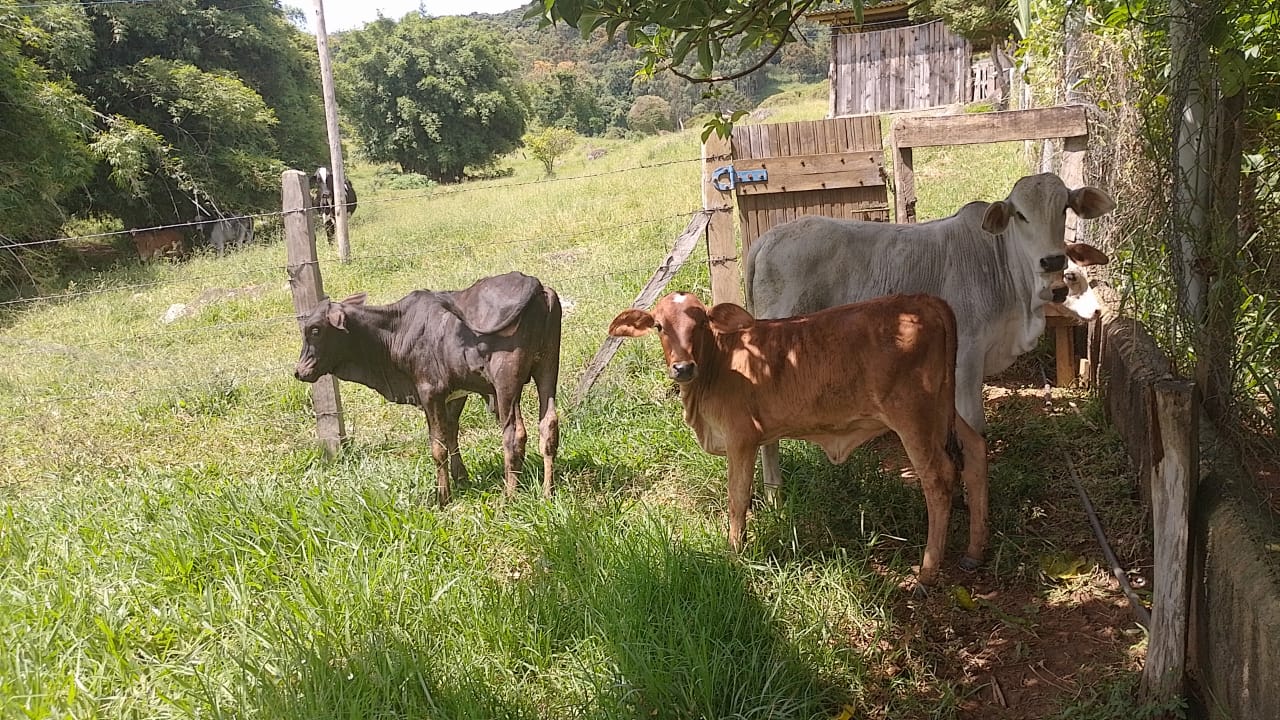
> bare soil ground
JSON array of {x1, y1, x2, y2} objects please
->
[{"x1": 872, "y1": 367, "x2": 1152, "y2": 718}]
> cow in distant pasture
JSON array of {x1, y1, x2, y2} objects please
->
[
  {"x1": 311, "y1": 167, "x2": 357, "y2": 243},
  {"x1": 193, "y1": 212, "x2": 254, "y2": 254},
  {"x1": 130, "y1": 227, "x2": 185, "y2": 262},
  {"x1": 609, "y1": 291, "x2": 989, "y2": 587},
  {"x1": 293, "y1": 272, "x2": 562, "y2": 504}
]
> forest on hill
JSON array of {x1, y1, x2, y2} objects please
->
[{"x1": 0, "y1": 0, "x2": 826, "y2": 296}]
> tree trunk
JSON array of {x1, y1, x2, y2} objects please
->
[
  {"x1": 1168, "y1": 0, "x2": 1212, "y2": 328},
  {"x1": 1199, "y1": 66, "x2": 1246, "y2": 424}
]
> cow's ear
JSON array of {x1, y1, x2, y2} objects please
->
[
  {"x1": 1066, "y1": 243, "x2": 1110, "y2": 267},
  {"x1": 982, "y1": 201, "x2": 1012, "y2": 234},
  {"x1": 608, "y1": 309, "x2": 655, "y2": 337},
  {"x1": 339, "y1": 292, "x2": 367, "y2": 306},
  {"x1": 708, "y1": 303, "x2": 755, "y2": 333},
  {"x1": 1068, "y1": 187, "x2": 1116, "y2": 219},
  {"x1": 325, "y1": 302, "x2": 348, "y2": 331}
]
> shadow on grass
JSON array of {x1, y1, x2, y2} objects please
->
[{"x1": 233, "y1": 499, "x2": 844, "y2": 719}]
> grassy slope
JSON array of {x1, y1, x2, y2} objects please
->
[{"x1": 0, "y1": 89, "x2": 1153, "y2": 719}]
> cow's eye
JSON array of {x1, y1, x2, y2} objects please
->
[
  {"x1": 1065, "y1": 271, "x2": 1080, "y2": 283},
  {"x1": 1015, "y1": 210, "x2": 1028, "y2": 222},
  {"x1": 309, "y1": 327, "x2": 321, "y2": 337},
  {"x1": 654, "y1": 323, "x2": 663, "y2": 332}
]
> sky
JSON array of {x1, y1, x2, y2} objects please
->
[{"x1": 316, "y1": 0, "x2": 532, "y2": 32}]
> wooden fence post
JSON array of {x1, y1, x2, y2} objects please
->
[
  {"x1": 282, "y1": 169, "x2": 345, "y2": 456},
  {"x1": 702, "y1": 132, "x2": 743, "y2": 307},
  {"x1": 1141, "y1": 380, "x2": 1198, "y2": 703}
]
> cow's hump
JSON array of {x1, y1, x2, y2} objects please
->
[{"x1": 449, "y1": 272, "x2": 543, "y2": 335}]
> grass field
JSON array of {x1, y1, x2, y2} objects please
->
[{"x1": 0, "y1": 89, "x2": 1166, "y2": 719}]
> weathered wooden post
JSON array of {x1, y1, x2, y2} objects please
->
[
  {"x1": 702, "y1": 131, "x2": 743, "y2": 307},
  {"x1": 282, "y1": 169, "x2": 345, "y2": 456},
  {"x1": 1141, "y1": 380, "x2": 1198, "y2": 703}
]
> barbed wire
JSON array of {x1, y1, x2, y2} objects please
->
[{"x1": 0, "y1": 206, "x2": 697, "y2": 309}]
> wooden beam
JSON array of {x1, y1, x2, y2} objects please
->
[
  {"x1": 573, "y1": 212, "x2": 710, "y2": 401},
  {"x1": 728, "y1": 150, "x2": 884, "y2": 195},
  {"x1": 891, "y1": 136, "x2": 917, "y2": 223},
  {"x1": 703, "y1": 132, "x2": 743, "y2": 307},
  {"x1": 1141, "y1": 380, "x2": 1198, "y2": 704},
  {"x1": 283, "y1": 169, "x2": 344, "y2": 456},
  {"x1": 891, "y1": 106, "x2": 1089, "y2": 148}
]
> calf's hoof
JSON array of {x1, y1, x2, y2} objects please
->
[{"x1": 957, "y1": 555, "x2": 981, "y2": 572}]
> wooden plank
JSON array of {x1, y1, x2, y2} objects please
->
[
  {"x1": 730, "y1": 150, "x2": 885, "y2": 195},
  {"x1": 893, "y1": 106, "x2": 1089, "y2": 148},
  {"x1": 1055, "y1": 324, "x2": 1076, "y2": 387},
  {"x1": 703, "y1": 132, "x2": 742, "y2": 306},
  {"x1": 574, "y1": 212, "x2": 710, "y2": 400},
  {"x1": 1141, "y1": 380, "x2": 1198, "y2": 705},
  {"x1": 892, "y1": 141, "x2": 916, "y2": 223},
  {"x1": 1062, "y1": 134, "x2": 1088, "y2": 243},
  {"x1": 283, "y1": 169, "x2": 345, "y2": 456}
]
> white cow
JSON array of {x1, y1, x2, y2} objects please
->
[
  {"x1": 746, "y1": 172, "x2": 1115, "y2": 440},
  {"x1": 194, "y1": 213, "x2": 254, "y2": 254}
]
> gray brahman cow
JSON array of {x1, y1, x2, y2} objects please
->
[{"x1": 745, "y1": 172, "x2": 1114, "y2": 496}]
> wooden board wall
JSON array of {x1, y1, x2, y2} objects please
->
[
  {"x1": 831, "y1": 20, "x2": 971, "y2": 116},
  {"x1": 730, "y1": 115, "x2": 890, "y2": 256}
]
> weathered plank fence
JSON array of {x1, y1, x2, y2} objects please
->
[{"x1": 830, "y1": 20, "x2": 971, "y2": 116}]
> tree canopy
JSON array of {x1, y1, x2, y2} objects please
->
[{"x1": 335, "y1": 15, "x2": 527, "y2": 183}]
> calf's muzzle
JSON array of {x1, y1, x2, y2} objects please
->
[{"x1": 669, "y1": 361, "x2": 697, "y2": 383}]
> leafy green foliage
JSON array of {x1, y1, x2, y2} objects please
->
[
  {"x1": 523, "y1": 126, "x2": 578, "y2": 176},
  {"x1": 526, "y1": 61, "x2": 608, "y2": 134},
  {"x1": 532, "y1": 0, "x2": 841, "y2": 83},
  {"x1": 336, "y1": 16, "x2": 527, "y2": 183},
  {"x1": 626, "y1": 94, "x2": 673, "y2": 134},
  {"x1": 66, "y1": 0, "x2": 327, "y2": 224},
  {"x1": 913, "y1": 0, "x2": 1017, "y2": 49}
]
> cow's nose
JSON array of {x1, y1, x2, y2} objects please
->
[
  {"x1": 1040, "y1": 254, "x2": 1067, "y2": 272},
  {"x1": 1052, "y1": 287, "x2": 1068, "y2": 303},
  {"x1": 669, "y1": 361, "x2": 697, "y2": 383}
]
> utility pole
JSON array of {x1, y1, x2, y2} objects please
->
[{"x1": 311, "y1": 0, "x2": 351, "y2": 262}]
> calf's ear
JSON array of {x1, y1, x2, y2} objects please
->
[
  {"x1": 1068, "y1": 187, "x2": 1116, "y2": 219},
  {"x1": 339, "y1": 292, "x2": 367, "y2": 306},
  {"x1": 709, "y1": 303, "x2": 755, "y2": 333},
  {"x1": 1065, "y1": 243, "x2": 1110, "y2": 267},
  {"x1": 325, "y1": 302, "x2": 348, "y2": 331},
  {"x1": 981, "y1": 201, "x2": 1012, "y2": 234},
  {"x1": 608, "y1": 309, "x2": 655, "y2": 337}
]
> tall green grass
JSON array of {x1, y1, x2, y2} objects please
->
[{"x1": 0, "y1": 85, "x2": 1147, "y2": 719}]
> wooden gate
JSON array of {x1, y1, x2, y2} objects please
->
[{"x1": 701, "y1": 116, "x2": 890, "y2": 306}]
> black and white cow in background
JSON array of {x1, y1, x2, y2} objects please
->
[{"x1": 312, "y1": 166, "x2": 357, "y2": 243}]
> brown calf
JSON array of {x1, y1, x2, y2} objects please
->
[
  {"x1": 130, "y1": 228, "x2": 185, "y2": 262},
  {"x1": 609, "y1": 292, "x2": 989, "y2": 586}
]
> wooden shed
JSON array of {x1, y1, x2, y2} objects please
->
[{"x1": 809, "y1": 2, "x2": 972, "y2": 116}]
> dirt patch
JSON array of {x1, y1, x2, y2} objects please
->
[{"x1": 871, "y1": 375, "x2": 1150, "y2": 717}]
